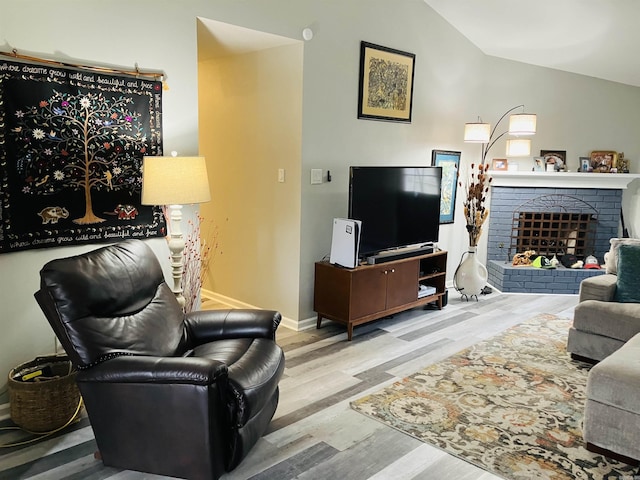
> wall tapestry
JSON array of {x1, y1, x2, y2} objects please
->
[{"x1": 0, "y1": 59, "x2": 165, "y2": 253}]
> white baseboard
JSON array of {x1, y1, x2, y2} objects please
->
[{"x1": 200, "y1": 289, "x2": 315, "y2": 332}]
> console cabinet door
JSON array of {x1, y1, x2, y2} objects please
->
[
  {"x1": 350, "y1": 267, "x2": 388, "y2": 318},
  {"x1": 385, "y1": 260, "x2": 419, "y2": 309}
]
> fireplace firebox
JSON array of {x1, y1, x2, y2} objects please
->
[{"x1": 509, "y1": 195, "x2": 598, "y2": 261}]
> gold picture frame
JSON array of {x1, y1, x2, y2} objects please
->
[
  {"x1": 358, "y1": 41, "x2": 415, "y2": 123},
  {"x1": 590, "y1": 151, "x2": 618, "y2": 173}
]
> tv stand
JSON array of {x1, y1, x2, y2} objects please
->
[
  {"x1": 365, "y1": 244, "x2": 435, "y2": 265},
  {"x1": 314, "y1": 249, "x2": 447, "y2": 340}
]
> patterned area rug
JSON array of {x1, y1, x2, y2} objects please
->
[{"x1": 351, "y1": 314, "x2": 638, "y2": 479}]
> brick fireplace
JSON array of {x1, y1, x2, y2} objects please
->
[{"x1": 485, "y1": 171, "x2": 639, "y2": 294}]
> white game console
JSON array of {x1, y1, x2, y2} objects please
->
[{"x1": 329, "y1": 218, "x2": 361, "y2": 268}]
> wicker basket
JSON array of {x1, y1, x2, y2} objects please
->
[{"x1": 8, "y1": 355, "x2": 81, "y2": 433}]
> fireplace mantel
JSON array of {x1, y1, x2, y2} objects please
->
[{"x1": 490, "y1": 171, "x2": 640, "y2": 189}]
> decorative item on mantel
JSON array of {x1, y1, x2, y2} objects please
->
[
  {"x1": 455, "y1": 105, "x2": 537, "y2": 300},
  {"x1": 616, "y1": 152, "x2": 630, "y2": 173}
]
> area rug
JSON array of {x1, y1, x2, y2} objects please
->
[{"x1": 351, "y1": 314, "x2": 638, "y2": 479}]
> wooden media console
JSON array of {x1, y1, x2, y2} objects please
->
[{"x1": 314, "y1": 249, "x2": 447, "y2": 340}]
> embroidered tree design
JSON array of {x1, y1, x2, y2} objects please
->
[{"x1": 11, "y1": 90, "x2": 148, "y2": 224}]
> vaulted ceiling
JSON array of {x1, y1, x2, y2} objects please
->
[{"x1": 424, "y1": 0, "x2": 640, "y2": 87}]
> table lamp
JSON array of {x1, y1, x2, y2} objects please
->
[{"x1": 142, "y1": 154, "x2": 211, "y2": 307}]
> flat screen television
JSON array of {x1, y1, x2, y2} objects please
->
[{"x1": 348, "y1": 166, "x2": 442, "y2": 259}]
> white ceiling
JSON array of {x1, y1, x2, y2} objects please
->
[
  {"x1": 197, "y1": 18, "x2": 298, "y2": 60},
  {"x1": 424, "y1": 0, "x2": 640, "y2": 87}
]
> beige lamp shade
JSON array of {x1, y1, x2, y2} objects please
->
[
  {"x1": 508, "y1": 113, "x2": 537, "y2": 135},
  {"x1": 464, "y1": 122, "x2": 491, "y2": 143},
  {"x1": 142, "y1": 156, "x2": 211, "y2": 205},
  {"x1": 505, "y1": 139, "x2": 531, "y2": 157}
]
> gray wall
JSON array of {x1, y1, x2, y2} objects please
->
[{"x1": 1, "y1": 0, "x2": 639, "y2": 392}]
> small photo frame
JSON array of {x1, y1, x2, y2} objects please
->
[
  {"x1": 431, "y1": 150, "x2": 460, "y2": 224},
  {"x1": 580, "y1": 157, "x2": 592, "y2": 172},
  {"x1": 533, "y1": 157, "x2": 545, "y2": 172},
  {"x1": 358, "y1": 41, "x2": 416, "y2": 123},
  {"x1": 492, "y1": 158, "x2": 508, "y2": 171}
]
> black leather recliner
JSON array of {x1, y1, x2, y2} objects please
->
[{"x1": 34, "y1": 239, "x2": 285, "y2": 480}]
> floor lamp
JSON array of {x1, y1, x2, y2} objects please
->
[
  {"x1": 464, "y1": 105, "x2": 537, "y2": 163},
  {"x1": 141, "y1": 154, "x2": 211, "y2": 308}
]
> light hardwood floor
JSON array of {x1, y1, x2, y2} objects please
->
[{"x1": 0, "y1": 291, "x2": 579, "y2": 479}]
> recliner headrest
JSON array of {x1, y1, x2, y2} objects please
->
[{"x1": 36, "y1": 239, "x2": 186, "y2": 368}]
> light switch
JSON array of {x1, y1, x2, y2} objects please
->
[
  {"x1": 278, "y1": 168, "x2": 285, "y2": 183},
  {"x1": 311, "y1": 168, "x2": 322, "y2": 185}
]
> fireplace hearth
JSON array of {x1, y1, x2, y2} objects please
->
[{"x1": 487, "y1": 185, "x2": 619, "y2": 294}]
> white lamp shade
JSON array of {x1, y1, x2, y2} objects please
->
[
  {"x1": 464, "y1": 122, "x2": 491, "y2": 143},
  {"x1": 142, "y1": 156, "x2": 211, "y2": 205},
  {"x1": 508, "y1": 113, "x2": 537, "y2": 135},
  {"x1": 505, "y1": 139, "x2": 531, "y2": 157}
]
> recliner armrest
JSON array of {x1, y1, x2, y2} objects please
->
[
  {"x1": 579, "y1": 274, "x2": 617, "y2": 303},
  {"x1": 76, "y1": 355, "x2": 228, "y2": 385},
  {"x1": 184, "y1": 309, "x2": 282, "y2": 345}
]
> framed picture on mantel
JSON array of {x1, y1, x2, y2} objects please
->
[
  {"x1": 580, "y1": 157, "x2": 591, "y2": 172},
  {"x1": 590, "y1": 151, "x2": 617, "y2": 172},
  {"x1": 492, "y1": 158, "x2": 508, "y2": 171},
  {"x1": 540, "y1": 150, "x2": 566, "y2": 171}
]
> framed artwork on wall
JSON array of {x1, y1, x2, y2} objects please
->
[
  {"x1": 431, "y1": 150, "x2": 460, "y2": 224},
  {"x1": 358, "y1": 41, "x2": 415, "y2": 123}
]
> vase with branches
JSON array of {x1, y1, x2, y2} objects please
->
[
  {"x1": 163, "y1": 207, "x2": 219, "y2": 313},
  {"x1": 460, "y1": 163, "x2": 492, "y2": 247},
  {"x1": 181, "y1": 214, "x2": 219, "y2": 313},
  {"x1": 455, "y1": 163, "x2": 491, "y2": 300}
]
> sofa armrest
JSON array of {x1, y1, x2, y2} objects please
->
[
  {"x1": 579, "y1": 274, "x2": 617, "y2": 303},
  {"x1": 77, "y1": 355, "x2": 228, "y2": 385},
  {"x1": 184, "y1": 309, "x2": 281, "y2": 345}
]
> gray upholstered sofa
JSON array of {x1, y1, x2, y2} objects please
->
[
  {"x1": 584, "y1": 333, "x2": 640, "y2": 464},
  {"x1": 567, "y1": 238, "x2": 640, "y2": 362},
  {"x1": 568, "y1": 238, "x2": 640, "y2": 465}
]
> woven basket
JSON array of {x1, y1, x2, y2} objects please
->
[{"x1": 8, "y1": 355, "x2": 81, "y2": 433}]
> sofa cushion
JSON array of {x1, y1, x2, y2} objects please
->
[
  {"x1": 614, "y1": 244, "x2": 640, "y2": 303},
  {"x1": 578, "y1": 273, "x2": 617, "y2": 302},
  {"x1": 606, "y1": 237, "x2": 640, "y2": 274},
  {"x1": 586, "y1": 332, "x2": 640, "y2": 414},
  {"x1": 573, "y1": 299, "x2": 640, "y2": 342}
]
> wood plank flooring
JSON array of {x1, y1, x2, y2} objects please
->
[{"x1": 0, "y1": 291, "x2": 579, "y2": 479}]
